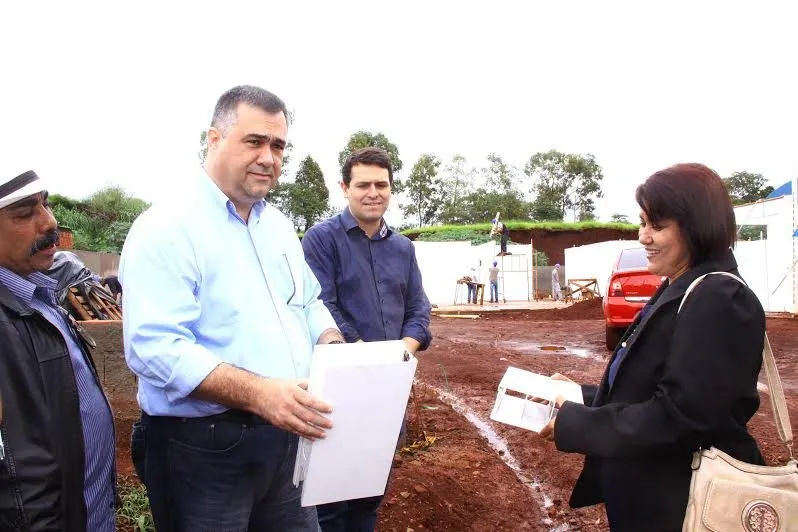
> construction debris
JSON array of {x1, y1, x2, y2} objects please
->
[{"x1": 437, "y1": 314, "x2": 480, "y2": 319}]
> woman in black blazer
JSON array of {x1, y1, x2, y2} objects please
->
[{"x1": 539, "y1": 163, "x2": 766, "y2": 531}]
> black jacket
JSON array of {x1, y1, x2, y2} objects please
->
[
  {"x1": 0, "y1": 282, "x2": 109, "y2": 532},
  {"x1": 555, "y1": 251, "x2": 765, "y2": 532}
]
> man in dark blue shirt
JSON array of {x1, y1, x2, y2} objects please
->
[{"x1": 302, "y1": 146, "x2": 432, "y2": 532}]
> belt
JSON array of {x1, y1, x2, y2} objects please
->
[{"x1": 142, "y1": 409, "x2": 270, "y2": 426}]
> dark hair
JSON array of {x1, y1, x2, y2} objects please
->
[
  {"x1": 341, "y1": 147, "x2": 393, "y2": 186},
  {"x1": 635, "y1": 163, "x2": 736, "y2": 266},
  {"x1": 211, "y1": 85, "x2": 288, "y2": 135},
  {"x1": 102, "y1": 275, "x2": 123, "y2": 297}
]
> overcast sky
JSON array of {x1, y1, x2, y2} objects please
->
[{"x1": 2, "y1": 1, "x2": 796, "y2": 225}]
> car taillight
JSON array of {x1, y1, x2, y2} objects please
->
[{"x1": 610, "y1": 281, "x2": 623, "y2": 297}]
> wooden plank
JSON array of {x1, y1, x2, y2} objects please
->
[
  {"x1": 67, "y1": 290, "x2": 94, "y2": 321},
  {"x1": 92, "y1": 291, "x2": 122, "y2": 320}
]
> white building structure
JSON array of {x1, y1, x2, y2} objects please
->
[{"x1": 562, "y1": 192, "x2": 798, "y2": 314}]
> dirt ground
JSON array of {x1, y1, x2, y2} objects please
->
[
  {"x1": 376, "y1": 299, "x2": 798, "y2": 531},
  {"x1": 106, "y1": 298, "x2": 798, "y2": 531}
]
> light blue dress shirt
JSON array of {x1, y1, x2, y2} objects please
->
[{"x1": 119, "y1": 171, "x2": 338, "y2": 417}]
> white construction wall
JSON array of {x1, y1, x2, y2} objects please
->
[
  {"x1": 413, "y1": 241, "x2": 533, "y2": 305},
  {"x1": 733, "y1": 195, "x2": 795, "y2": 312},
  {"x1": 560, "y1": 195, "x2": 797, "y2": 313}
]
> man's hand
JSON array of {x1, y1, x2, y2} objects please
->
[
  {"x1": 252, "y1": 378, "x2": 333, "y2": 440},
  {"x1": 192, "y1": 363, "x2": 333, "y2": 440},
  {"x1": 317, "y1": 328, "x2": 345, "y2": 345},
  {"x1": 402, "y1": 337, "x2": 421, "y2": 355}
]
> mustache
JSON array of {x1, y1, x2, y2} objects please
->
[{"x1": 30, "y1": 229, "x2": 60, "y2": 255}]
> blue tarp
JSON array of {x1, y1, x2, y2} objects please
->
[{"x1": 767, "y1": 181, "x2": 791, "y2": 198}]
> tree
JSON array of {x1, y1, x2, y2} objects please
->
[
  {"x1": 723, "y1": 171, "x2": 774, "y2": 205},
  {"x1": 51, "y1": 185, "x2": 150, "y2": 253},
  {"x1": 402, "y1": 154, "x2": 443, "y2": 227},
  {"x1": 480, "y1": 152, "x2": 518, "y2": 194},
  {"x1": 524, "y1": 150, "x2": 604, "y2": 221},
  {"x1": 338, "y1": 131, "x2": 404, "y2": 192},
  {"x1": 438, "y1": 154, "x2": 477, "y2": 224},
  {"x1": 459, "y1": 189, "x2": 532, "y2": 224},
  {"x1": 282, "y1": 156, "x2": 330, "y2": 232},
  {"x1": 530, "y1": 187, "x2": 563, "y2": 221},
  {"x1": 610, "y1": 213, "x2": 631, "y2": 224}
]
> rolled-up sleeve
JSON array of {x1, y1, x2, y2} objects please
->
[
  {"x1": 400, "y1": 249, "x2": 432, "y2": 350},
  {"x1": 120, "y1": 212, "x2": 222, "y2": 403},
  {"x1": 300, "y1": 257, "x2": 339, "y2": 344}
]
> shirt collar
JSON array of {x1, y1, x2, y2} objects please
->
[
  {"x1": 340, "y1": 207, "x2": 392, "y2": 240},
  {"x1": 0, "y1": 266, "x2": 58, "y2": 307},
  {"x1": 198, "y1": 169, "x2": 266, "y2": 224}
]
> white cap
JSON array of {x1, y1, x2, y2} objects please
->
[{"x1": 0, "y1": 170, "x2": 48, "y2": 210}]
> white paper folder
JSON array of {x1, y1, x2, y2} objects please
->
[
  {"x1": 490, "y1": 367, "x2": 584, "y2": 432},
  {"x1": 292, "y1": 340, "x2": 417, "y2": 507}
]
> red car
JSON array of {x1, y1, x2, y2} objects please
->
[{"x1": 602, "y1": 247, "x2": 665, "y2": 350}]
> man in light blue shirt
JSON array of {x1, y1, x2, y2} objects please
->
[{"x1": 120, "y1": 86, "x2": 345, "y2": 531}]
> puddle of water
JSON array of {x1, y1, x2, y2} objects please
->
[
  {"x1": 425, "y1": 383, "x2": 567, "y2": 530},
  {"x1": 498, "y1": 340, "x2": 598, "y2": 360}
]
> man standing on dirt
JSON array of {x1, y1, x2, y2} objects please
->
[
  {"x1": 120, "y1": 86, "x2": 345, "y2": 531},
  {"x1": 0, "y1": 169, "x2": 116, "y2": 531},
  {"x1": 302, "y1": 146, "x2": 432, "y2": 532},
  {"x1": 552, "y1": 263, "x2": 563, "y2": 301}
]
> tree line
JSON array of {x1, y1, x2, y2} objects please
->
[
  {"x1": 50, "y1": 132, "x2": 778, "y2": 254},
  {"x1": 262, "y1": 130, "x2": 775, "y2": 231}
]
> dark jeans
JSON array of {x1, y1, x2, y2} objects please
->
[
  {"x1": 131, "y1": 411, "x2": 318, "y2": 532},
  {"x1": 467, "y1": 283, "x2": 477, "y2": 304},
  {"x1": 316, "y1": 495, "x2": 382, "y2": 532}
]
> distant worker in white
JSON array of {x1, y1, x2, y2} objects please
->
[
  {"x1": 552, "y1": 263, "x2": 563, "y2": 301},
  {"x1": 488, "y1": 260, "x2": 500, "y2": 303}
]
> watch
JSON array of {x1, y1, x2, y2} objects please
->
[{"x1": 328, "y1": 340, "x2": 345, "y2": 344}]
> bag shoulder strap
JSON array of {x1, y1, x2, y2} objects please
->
[{"x1": 679, "y1": 272, "x2": 794, "y2": 455}]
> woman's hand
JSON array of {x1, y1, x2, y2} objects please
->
[{"x1": 540, "y1": 415, "x2": 556, "y2": 441}]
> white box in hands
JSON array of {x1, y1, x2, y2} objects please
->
[
  {"x1": 489, "y1": 367, "x2": 584, "y2": 432},
  {"x1": 292, "y1": 340, "x2": 417, "y2": 506}
]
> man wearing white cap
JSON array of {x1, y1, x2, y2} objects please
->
[{"x1": 0, "y1": 170, "x2": 116, "y2": 531}]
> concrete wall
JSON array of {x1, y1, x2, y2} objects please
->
[
  {"x1": 72, "y1": 250, "x2": 120, "y2": 278},
  {"x1": 80, "y1": 321, "x2": 137, "y2": 406}
]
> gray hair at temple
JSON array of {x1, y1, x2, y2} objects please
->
[{"x1": 210, "y1": 85, "x2": 288, "y2": 137}]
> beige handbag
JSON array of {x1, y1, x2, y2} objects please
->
[{"x1": 680, "y1": 272, "x2": 798, "y2": 532}]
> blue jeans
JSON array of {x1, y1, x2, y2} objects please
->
[
  {"x1": 490, "y1": 281, "x2": 498, "y2": 302},
  {"x1": 467, "y1": 283, "x2": 476, "y2": 304},
  {"x1": 132, "y1": 412, "x2": 318, "y2": 532}
]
